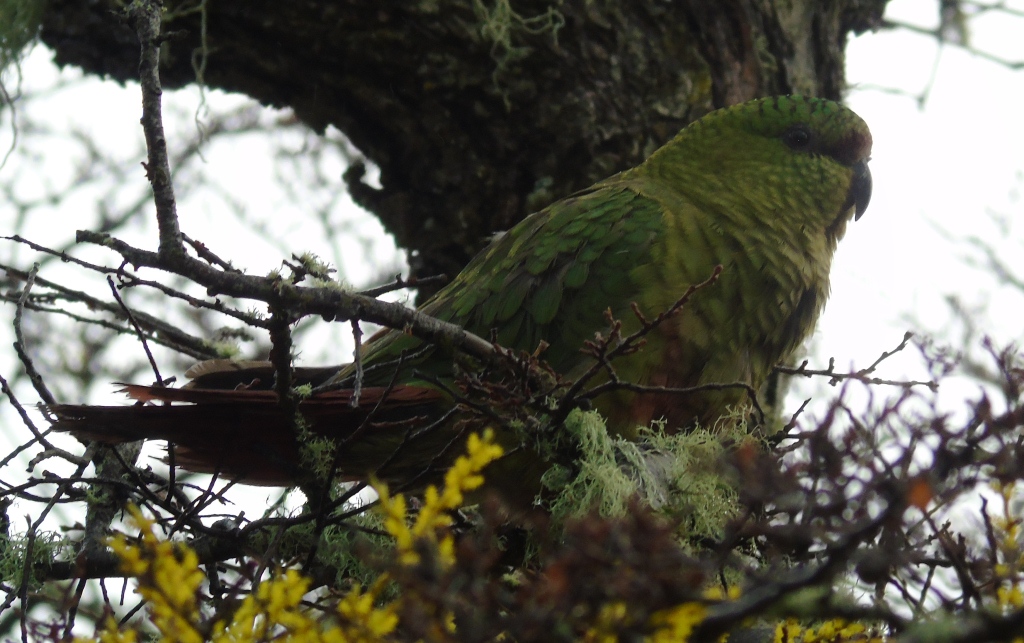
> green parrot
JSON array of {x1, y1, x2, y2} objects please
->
[{"x1": 51, "y1": 95, "x2": 872, "y2": 494}]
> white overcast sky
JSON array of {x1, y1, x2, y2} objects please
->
[{"x1": 811, "y1": 0, "x2": 1024, "y2": 404}]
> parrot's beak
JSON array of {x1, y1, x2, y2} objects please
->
[{"x1": 850, "y1": 159, "x2": 872, "y2": 221}]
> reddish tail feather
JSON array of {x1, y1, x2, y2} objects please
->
[{"x1": 48, "y1": 382, "x2": 448, "y2": 486}]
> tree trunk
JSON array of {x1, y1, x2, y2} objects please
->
[{"x1": 39, "y1": 0, "x2": 886, "y2": 297}]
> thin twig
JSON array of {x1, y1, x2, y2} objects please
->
[
  {"x1": 182, "y1": 231, "x2": 237, "y2": 272},
  {"x1": 128, "y1": 0, "x2": 185, "y2": 259},
  {"x1": 76, "y1": 227, "x2": 500, "y2": 363},
  {"x1": 2, "y1": 255, "x2": 251, "y2": 356},
  {"x1": 776, "y1": 332, "x2": 938, "y2": 391},
  {"x1": 107, "y1": 275, "x2": 164, "y2": 385},
  {"x1": 19, "y1": 518, "x2": 32, "y2": 643},
  {"x1": 358, "y1": 273, "x2": 448, "y2": 298},
  {"x1": 554, "y1": 266, "x2": 725, "y2": 422},
  {"x1": 12, "y1": 263, "x2": 55, "y2": 405}
]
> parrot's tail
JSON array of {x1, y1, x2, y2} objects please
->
[{"x1": 47, "y1": 383, "x2": 448, "y2": 486}]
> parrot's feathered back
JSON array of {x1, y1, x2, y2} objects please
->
[{"x1": 48, "y1": 95, "x2": 872, "y2": 490}]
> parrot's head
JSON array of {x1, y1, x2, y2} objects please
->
[
  {"x1": 743, "y1": 95, "x2": 873, "y2": 227},
  {"x1": 649, "y1": 95, "x2": 873, "y2": 246}
]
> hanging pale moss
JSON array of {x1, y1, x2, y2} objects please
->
[
  {"x1": 471, "y1": 0, "x2": 565, "y2": 102},
  {"x1": 0, "y1": 528, "x2": 65, "y2": 592},
  {"x1": 542, "y1": 408, "x2": 757, "y2": 543}
]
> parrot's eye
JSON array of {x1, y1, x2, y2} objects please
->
[{"x1": 782, "y1": 125, "x2": 813, "y2": 151}]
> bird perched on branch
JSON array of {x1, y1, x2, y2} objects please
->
[{"x1": 50, "y1": 95, "x2": 872, "y2": 493}]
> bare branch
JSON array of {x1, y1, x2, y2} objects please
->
[{"x1": 776, "y1": 332, "x2": 939, "y2": 391}]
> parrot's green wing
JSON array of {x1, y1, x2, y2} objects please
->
[{"x1": 355, "y1": 178, "x2": 668, "y2": 384}]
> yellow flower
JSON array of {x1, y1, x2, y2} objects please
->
[
  {"x1": 336, "y1": 578, "x2": 399, "y2": 641},
  {"x1": 378, "y1": 430, "x2": 504, "y2": 568},
  {"x1": 805, "y1": 619, "x2": 866, "y2": 642},
  {"x1": 75, "y1": 616, "x2": 138, "y2": 643},
  {"x1": 775, "y1": 618, "x2": 803, "y2": 643},
  {"x1": 702, "y1": 585, "x2": 741, "y2": 601},
  {"x1": 257, "y1": 570, "x2": 312, "y2": 632},
  {"x1": 649, "y1": 602, "x2": 707, "y2": 643},
  {"x1": 94, "y1": 506, "x2": 205, "y2": 643},
  {"x1": 84, "y1": 433, "x2": 504, "y2": 643},
  {"x1": 998, "y1": 584, "x2": 1024, "y2": 610},
  {"x1": 581, "y1": 601, "x2": 628, "y2": 642}
]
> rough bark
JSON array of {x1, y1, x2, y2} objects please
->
[{"x1": 39, "y1": 0, "x2": 886, "y2": 297}]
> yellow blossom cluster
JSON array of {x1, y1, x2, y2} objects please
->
[
  {"x1": 773, "y1": 618, "x2": 867, "y2": 643},
  {"x1": 101, "y1": 504, "x2": 205, "y2": 643},
  {"x1": 87, "y1": 506, "x2": 384, "y2": 643},
  {"x1": 584, "y1": 601, "x2": 630, "y2": 642},
  {"x1": 81, "y1": 431, "x2": 504, "y2": 643},
  {"x1": 579, "y1": 599, "x2": 708, "y2": 643},
  {"x1": 581, "y1": 588, "x2": 726, "y2": 641},
  {"x1": 379, "y1": 429, "x2": 504, "y2": 567},
  {"x1": 648, "y1": 602, "x2": 708, "y2": 642},
  {"x1": 989, "y1": 481, "x2": 1024, "y2": 643}
]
